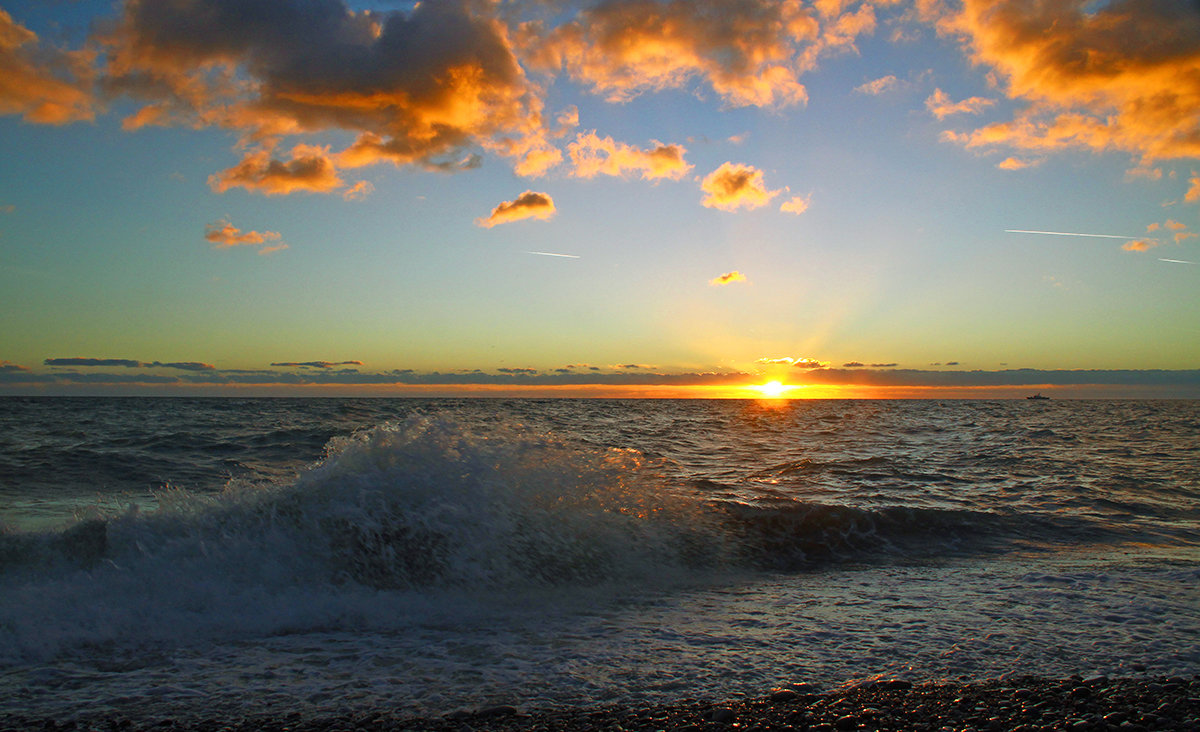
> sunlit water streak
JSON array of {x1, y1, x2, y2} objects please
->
[{"x1": 0, "y1": 398, "x2": 1197, "y2": 723}]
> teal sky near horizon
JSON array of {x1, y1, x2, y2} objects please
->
[{"x1": 1, "y1": 0, "x2": 1198, "y2": 396}]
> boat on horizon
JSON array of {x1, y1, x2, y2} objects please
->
[{"x1": 1026, "y1": 393, "x2": 1050, "y2": 400}]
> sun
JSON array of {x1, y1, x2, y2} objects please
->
[{"x1": 754, "y1": 380, "x2": 791, "y2": 398}]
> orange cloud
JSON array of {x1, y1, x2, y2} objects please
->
[
  {"x1": 1122, "y1": 239, "x2": 1160, "y2": 252},
  {"x1": 204, "y1": 219, "x2": 283, "y2": 249},
  {"x1": 1187, "y1": 172, "x2": 1200, "y2": 203},
  {"x1": 0, "y1": 9, "x2": 94, "y2": 124},
  {"x1": 523, "y1": 0, "x2": 883, "y2": 109},
  {"x1": 1166, "y1": 219, "x2": 1187, "y2": 231},
  {"x1": 476, "y1": 191, "x2": 556, "y2": 228},
  {"x1": 780, "y1": 194, "x2": 811, "y2": 215},
  {"x1": 100, "y1": 0, "x2": 551, "y2": 185},
  {"x1": 701, "y1": 162, "x2": 780, "y2": 211},
  {"x1": 209, "y1": 145, "x2": 343, "y2": 196},
  {"x1": 925, "y1": 88, "x2": 995, "y2": 120},
  {"x1": 996, "y1": 156, "x2": 1041, "y2": 170},
  {"x1": 757, "y1": 356, "x2": 829, "y2": 369},
  {"x1": 342, "y1": 180, "x2": 374, "y2": 202},
  {"x1": 709, "y1": 270, "x2": 748, "y2": 286},
  {"x1": 855, "y1": 74, "x2": 898, "y2": 95},
  {"x1": 568, "y1": 131, "x2": 692, "y2": 180},
  {"x1": 931, "y1": 0, "x2": 1200, "y2": 165}
]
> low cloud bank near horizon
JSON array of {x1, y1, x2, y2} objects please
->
[{"x1": 5, "y1": 360, "x2": 1199, "y2": 392}]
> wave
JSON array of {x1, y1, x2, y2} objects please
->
[{"x1": 0, "y1": 416, "x2": 1117, "y2": 663}]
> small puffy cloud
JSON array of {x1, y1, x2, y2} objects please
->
[
  {"x1": 996, "y1": 156, "x2": 1041, "y2": 170},
  {"x1": 476, "y1": 190, "x2": 556, "y2": 228},
  {"x1": 568, "y1": 132, "x2": 692, "y2": 181},
  {"x1": 1166, "y1": 219, "x2": 1187, "y2": 231},
  {"x1": 700, "y1": 162, "x2": 780, "y2": 211},
  {"x1": 924, "y1": 88, "x2": 995, "y2": 120},
  {"x1": 1122, "y1": 239, "x2": 1160, "y2": 252},
  {"x1": 757, "y1": 356, "x2": 829, "y2": 369},
  {"x1": 780, "y1": 194, "x2": 811, "y2": 215},
  {"x1": 709, "y1": 270, "x2": 748, "y2": 286},
  {"x1": 204, "y1": 218, "x2": 282, "y2": 249},
  {"x1": 1147, "y1": 222, "x2": 1161, "y2": 232},
  {"x1": 0, "y1": 360, "x2": 30, "y2": 373},
  {"x1": 0, "y1": 9, "x2": 95, "y2": 125},
  {"x1": 1187, "y1": 172, "x2": 1200, "y2": 203},
  {"x1": 342, "y1": 181, "x2": 375, "y2": 202},
  {"x1": 854, "y1": 74, "x2": 898, "y2": 95},
  {"x1": 209, "y1": 145, "x2": 343, "y2": 196}
]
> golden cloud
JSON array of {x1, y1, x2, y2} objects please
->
[
  {"x1": 709, "y1": 270, "x2": 748, "y2": 286},
  {"x1": 204, "y1": 219, "x2": 283, "y2": 249},
  {"x1": 1188, "y1": 172, "x2": 1200, "y2": 203},
  {"x1": 996, "y1": 156, "x2": 1041, "y2": 170},
  {"x1": 1122, "y1": 239, "x2": 1160, "y2": 252},
  {"x1": 522, "y1": 0, "x2": 885, "y2": 109},
  {"x1": 931, "y1": 0, "x2": 1200, "y2": 165},
  {"x1": 476, "y1": 190, "x2": 556, "y2": 228},
  {"x1": 568, "y1": 131, "x2": 692, "y2": 180},
  {"x1": 780, "y1": 194, "x2": 811, "y2": 214},
  {"x1": 100, "y1": 0, "x2": 550, "y2": 184},
  {"x1": 0, "y1": 9, "x2": 94, "y2": 124},
  {"x1": 925, "y1": 88, "x2": 995, "y2": 120},
  {"x1": 209, "y1": 145, "x2": 344, "y2": 196},
  {"x1": 701, "y1": 162, "x2": 780, "y2": 211}
]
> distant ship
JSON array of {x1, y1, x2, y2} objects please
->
[{"x1": 1026, "y1": 393, "x2": 1050, "y2": 400}]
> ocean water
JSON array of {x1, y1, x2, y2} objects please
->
[{"x1": 0, "y1": 397, "x2": 1198, "y2": 723}]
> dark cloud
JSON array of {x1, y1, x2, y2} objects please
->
[
  {"x1": 476, "y1": 190, "x2": 556, "y2": 228},
  {"x1": 271, "y1": 360, "x2": 365, "y2": 369},
  {"x1": 45, "y1": 357, "x2": 143, "y2": 368},
  {"x1": 43, "y1": 357, "x2": 216, "y2": 371},
  {"x1": 497, "y1": 367, "x2": 539, "y2": 374}
]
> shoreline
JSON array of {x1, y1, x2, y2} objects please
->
[{"x1": 5, "y1": 675, "x2": 1198, "y2": 731}]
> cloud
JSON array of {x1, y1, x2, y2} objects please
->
[
  {"x1": 0, "y1": 9, "x2": 95, "y2": 124},
  {"x1": 1187, "y1": 172, "x2": 1200, "y2": 203},
  {"x1": 271, "y1": 361, "x2": 364, "y2": 369},
  {"x1": 924, "y1": 88, "x2": 995, "y2": 120},
  {"x1": 209, "y1": 145, "x2": 343, "y2": 196},
  {"x1": 99, "y1": 0, "x2": 551, "y2": 183},
  {"x1": 45, "y1": 357, "x2": 142, "y2": 368},
  {"x1": 855, "y1": 74, "x2": 898, "y2": 95},
  {"x1": 204, "y1": 218, "x2": 282, "y2": 248},
  {"x1": 43, "y1": 357, "x2": 216, "y2": 370},
  {"x1": 757, "y1": 356, "x2": 829, "y2": 369},
  {"x1": 700, "y1": 162, "x2": 780, "y2": 211},
  {"x1": 568, "y1": 131, "x2": 692, "y2": 181},
  {"x1": 0, "y1": 361, "x2": 30, "y2": 373},
  {"x1": 522, "y1": 0, "x2": 815, "y2": 108},
  {"x1": 1122, "y1": 239, "x2": 1160, "y2": 252},
  {"x1": 709, "y1": 270, "x2": 748, "y2": 286},
  {"x1": 476, "y1": 190, "x2": 556, "y2": 228},
  {"x1": 996, "y1": 156, "x2": 1041, "y2": 170},
  {"x1": 497, "y1": 367, "x2": 538, "y2": 374},
  {"x1": 843, "y1": 361, "x2": 898, "y2": 368},
  {"x1": 342, "y1": 180, "x2": 375, "y2": 201},
  {"x1": 780, "y1": 194, "x2": 811, "y2": 215},
  {"x1": 930, "y1": 0, "x2": 1200, "y2": 165}
]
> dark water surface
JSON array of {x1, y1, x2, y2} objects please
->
[{"x1": 1, "y1": 398, "x2": 1198, "y2": 722}]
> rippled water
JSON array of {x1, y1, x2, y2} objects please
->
[{"x1": 0, "y1": 398, "x2": 1197, "y2": 723}]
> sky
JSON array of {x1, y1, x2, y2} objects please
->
[{"x1": 1, "y1": 0, "x2": 1198, "y2": 398}]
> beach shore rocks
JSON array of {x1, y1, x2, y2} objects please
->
[{"x1": 5, "y1": 675, "x2": 1199, "y2": 731}]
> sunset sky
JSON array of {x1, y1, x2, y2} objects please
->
[{"x1": 1, "y1": 0, "x2": 1198, "y2": 397}]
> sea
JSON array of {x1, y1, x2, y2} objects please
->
[{"x1": 1, "y1": 397, "x2": 1198, "y2": 724}]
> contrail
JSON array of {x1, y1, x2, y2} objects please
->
[
  {"x1": 526, "y1": 251, "x2": 580, "y2": 258},
  {"x1": 1005, "y1": 229, "x2": 1140, "y2": 240},
  {"x1": 1159, "y1": 258, "x2": 1197, "y2": 264}
]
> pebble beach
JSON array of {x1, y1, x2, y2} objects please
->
[{"x1": 6, "y1": 675, "x2": 1199, "y2": 732}]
